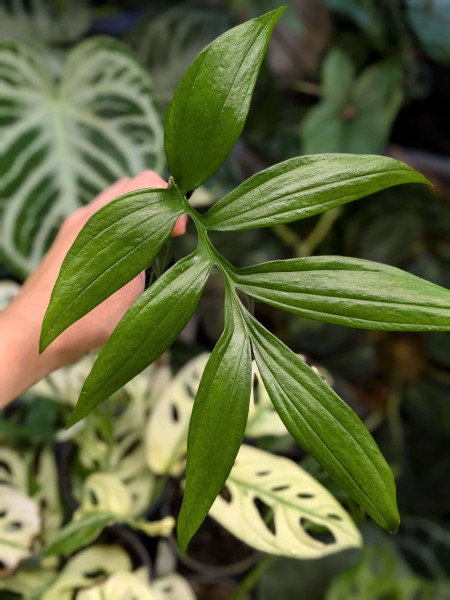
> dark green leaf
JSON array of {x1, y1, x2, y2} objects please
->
[
  {"x1": 67, "y1": 250, "x2": 212, "y2": 427},
  {"x1": 178, "y1": 289, "x2": 252, "y2": 552},
  {"x1": 40, "y1": 188, "x2": 183, "y2": 352},
  {"x1": 203, "y1": 155, "x2": 428, "y2": 231},
  {"x1": 234, "y1": 256, "x2": 450, "y2": 331},
  {"x1": 164, "y1": 8, "x2": 284, "y2": 193},
  {"x1": 45, "y1": 513, "x2": 114, "y2": 556},
  {"x1": 244, "y1": 311, "x2": 399, "y2": 533}
]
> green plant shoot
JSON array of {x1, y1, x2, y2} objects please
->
[{"x1": 40, "y1": 7, "x2": 450, "y2": 552}]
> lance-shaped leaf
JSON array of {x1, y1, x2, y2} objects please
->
[
  {"x1": 165, "y1": 8, "x2": 284, "y2": 193},
  {"x1": 203, "y1": 154, "x2": 428, "y2": 231},
  {"x1": 244, "y1": 311, "x2": 399, "y2": 533},
  {"x1": 40, "y1": 188, "x2": 183, "y2": 351},
  {"x1": 234, "y1": 256, "x2": 450, "y2": 331},
  {"x1": 178, "y1": 290, "x2": 252, "y2": 552},
  {"x1": 210, "y1": 444, "x2": 362, "y2": 557},
  {"x1": 67, "y1": 251, "x2": 212, "y2": 427}
]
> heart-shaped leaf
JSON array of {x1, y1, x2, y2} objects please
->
[
  {"x1": 209, "y1": 444, "x2": 362, "y2": 558},
  {"x1": 0, "y1": 36, "x2": 164, "y2": 277},
  {"x1": 203, "y1": 155, "x2": 428, "y2": 231}
]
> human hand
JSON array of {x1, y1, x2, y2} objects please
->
[{"x1": 0, "y1": 171, "x2": 187, "y2": 407}]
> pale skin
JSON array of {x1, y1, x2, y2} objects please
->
[{"x1": 0, "y1": 171, "x2": 187, "y2": 409}]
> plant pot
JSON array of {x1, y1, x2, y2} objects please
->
[
  {"x1": 164, "y1": 482, "x2": 260, "y2": 578},
  {"x1": 188, "y1": 575, "x2": 251, "y2": 600}
]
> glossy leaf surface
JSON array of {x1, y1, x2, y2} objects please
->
[
  {"x1": 67, "y1": 251, "x2": 212, "y2": 427},
  {"x1": 235, "y1": 256, "x2": 450, "y2": 331},
  {"x1": 210, "y1": 444, "x2": 362, "y2": 557},
  {"x1": 245, "y1": 312, "x2": 399, "y2": 533},
  {"x1": 165, "y1": 8, "x2": 284, "y2": 193},
  {"x1": 178, "y1": 292, "x2": 252, "y2": 552},
  {"x1": 203, "y1": 154, "x2": 428, "y2": 230},
  {"x1": 40, "y1": 188, "x2": 183, "y2": 351}
]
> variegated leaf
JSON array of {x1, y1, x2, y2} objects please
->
[
  {"x1": 152, "y1": 574, "x2": 196, "y2": 600},
  {"x1": 0, "y1": 447, "x2": 27, "y2": 490},
  {"x1": 0, "y1": 36, "x2": 164, "y2": 277},
  {"x1": 0, "y1": 485, "x2": 41, "y2": 577},
  {"x1": 78, "y1": 571, "x2": 156, "y2": 600},
  {"x1": 0, "y1": 279, "x2": 19, "y2": 310},
  {"x1": 0, "y1": 566, "x2": 56, "y2": 598},
  {"x1": 146, "y1": 353, "x2": 209, "y2": 476},
  {"x1": 41, "y1": 545, "x2": 132, "y2": 600},
  {"x1": 209, "y1": 444, "x2": 362, "y2": 558}
]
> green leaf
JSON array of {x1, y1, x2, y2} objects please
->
[
  {"x1": 45, "y1": 513, "x2": 114, "y2": 557},
  {"x1": 301, "y1": 52, "x2": 403, "y2": 155},
  {"x1": 234, "y1": 255, "x2": 450, "y2": 331},
  {"x1": 164, "y1": 8, "x2": 284, "y2": 193},
  {"x1": 178, "y1": 290, "x2": 252, "y2": 552},
  {"x1": 67, "y1": 250, "x2": 212, "y2": 427},
  {"x1": 406, "y1": 0, "x2": 450, "y2": 65},
  {"x1": 203, "y1": 154, "x2": 428, "y2": 231},
  {"x1": 40, "y1": 188, "x2": 183, "y2": 351},
  {"x1": 0, "y1": 36, "x2": 165, "y2": 279},
  {"x1": 244, "y1": 311, "x2": 400, "y2": 533}
]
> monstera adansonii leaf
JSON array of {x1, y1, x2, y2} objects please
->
[{"x1": 0, "y1": 36, "x2": 165, "y2": 278}]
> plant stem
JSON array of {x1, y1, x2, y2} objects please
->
[
  {"x1": 231, "y1": 554, "x2": 278, "y2": 600},
  {"x1": 296, "y1": 207, "x2": 342, "y2": 257}
]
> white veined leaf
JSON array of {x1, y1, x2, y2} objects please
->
[
  {"x1": 246, "y1": 362, "x2": 287, "y2": 438},
  {"x1": 41, "y1": 545, "x2": 132, "y2": 600},
  {"x1": 146, "y1": 353, "x2": 209, "y2": 476},
  {"x1": 152, "y1": 573, "x2": 196, "y2": 600},
  {"x1": 0, "y1": 0, "x2": 91, "y2": 45},
  {"x1": 0, "y1": 485, "x2": 42, "y2": 577},
  {"x1": 128, "y1": 5, "x2": 231, "y2": 104},
  {"x1": 78, "y1": 571, "x2": 157, "y2": 600},
  {"x1": 209, "y1": 444, "x2": 362, "y2": 558},
  {"x1": 0, "y1": 279, "x2": 20, "y2": 310},
  {"x1": 0, "y1": 447, "x2": 27, "y2": 490},
  {"x1": 0, "y1": 36, "x2": 165, "y2": 278}
]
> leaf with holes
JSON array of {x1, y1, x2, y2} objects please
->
[
  {"x1": 67, "y1": 250, "x2": 212, "y2": 426},
  {"x1": 146, "y1": 353, "x2": 209, "y2": 476},
  {"x1": 235, "y1": 256, "x2": 450, "y2": 331},
  {"x1": 203, "y1": 154, "x2": 426, "y2": 231},
  {"x1": 209, "y1": 444, "x2": 361, "y2": 558},
  {"x1": 178, "y1": 291, "x2": 252, "y2": 551},
  {"x1": 0, "y1": 447, "x2": 27, "y2": 490},
  {"x1": 152, "y1": 574, "x2": 196, "y2": 600},
  {"x1": 0, "y1": 36, "x2": 164, "y2": 278},
  {"x1": 42, "y1": 545, "x2": 132, "y2": 600},
  {"x1": 246, "y1": 313, "x2": 399, "y2": 533},
  {"x1": 165, "y1": 8, "x2": 284, "y2": 193},
  {"x1": 78, "y1": 571, "x2": 156, "y2": 600},
  {"x1": 0, "y1": 485, "x2": 42, "y2": 577}
]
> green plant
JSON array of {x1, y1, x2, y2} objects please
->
[{"x1": 39, "y1": 7, "x2": 450, "y2": 554}]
